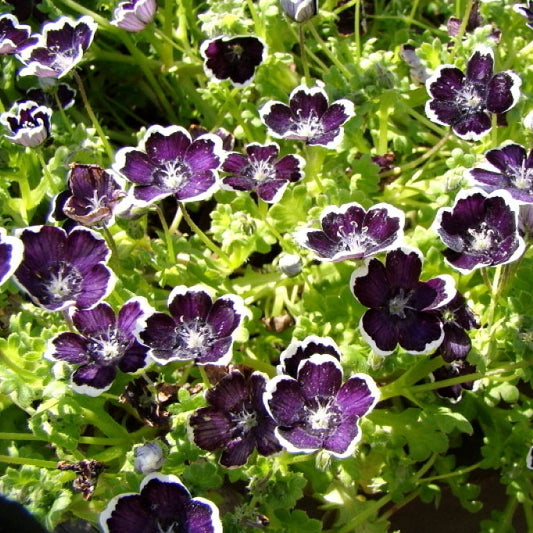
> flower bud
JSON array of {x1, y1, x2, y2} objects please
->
[
  {"x1": 280, "y1": 0, "x2": 318, "y2": 23},
  {"x1": 134, "y1": 442, "x2": 164, "y2": 474}
]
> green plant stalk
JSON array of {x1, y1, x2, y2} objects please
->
[
  {"x1": 0, "y1": 432, "x2": 131, "y2": 447},
  {"x1": 496, "y1": 494, "x2": 518, "y2": 533},
  {"x1": 155, "y1": 205, "x2": 176, "y2": 263},
  {"x1": 73, "y1": 71, "x2": 114, "y2": 162},
  {"x1": 354, "y1": 0, "x2": 361, "y2": 59},
  {"x1": 419, "y1": 460, "x2": 484, "y2": 483},
  {"x1": 298, "y1": 24, "x2": 311, "y2": 84},
  {"x1": 337, "y1": 493, "x2": 392, "y2": 532},
  {"x1": 452, "y1": 0, "x2": 474, "y2": 55},
  {"x1": 0, "y1": 455, "x2": 58, "y2": 468}
]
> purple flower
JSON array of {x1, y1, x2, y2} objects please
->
[
  {"x1": 432, "y1": 189, "x2": 525, "y2": 273},
  {"x1": 111, "y1": 0, "x2": 157, "y2": 32},
  {"x1": 295, "y1": 202, "x2": 405, "y2": 262},
  {"x1": 431, "y1": 358, "x2": 477, "y2": 403},
  {"x1": 140, "y1": 285, "x2": 246, "y2": 366},
  {"x1": 264, "y1": 354, "x2": 379, "y2": 458},
  {"x1": 25, "y1": 83, "x2": 76, "y2": 110},
  {"x1": 425, "y1": 46, "x2": 521, "y2": 141},
  {"x1": 467, "y1": 143, "x2": 533, "y2": 203},
  {"x1": 277, "y1": 335, "x2": 341, "y2": 378},
  {"x1": 0, "y1": 228, "x2": 23, "y2": 287},
  {"x1": 189, "y1": 370, "x2": 282, "y2": 468},
  {"x1": 13, "y1": 225, "x2": 115, "y2": 312},
  {"x1": 99, "y1": 473, "x2": 222, "y2": 533},
  {"x1": 350, "y1": 247, "x2": 456, "y2": 356},
  {"x1": 0, "y1": 13, "x2": 37, "y2": 54},
  {"x1": 200, "y1": 35, "x2": 266, "y2": 87},
  {"x1": 260, "y1": 84, "x2": 355, "y2": 148},
  {"x1": 434, "y1": 292, "x2": 479, "y2": 362},
  {"x1": 18, "y1": 16, "x2": 97, "y2": 78},
  {"x1": 1, "y1": 100, "x2": 52, "y2": 147},
  {"x1": 114, "y1": 125, "x2": 224, "y2": 206},
  {"x1": 280, "y1": 0, "x2": 318, "y2": 22},
  {"x1": 221, "y1": 142, "x2": 305, "y2": 203},
  {"x1": 62, "y1": 164, "x2": 126, "y2": 227},
  {"x1": 514, "y1": 2, "x2": 533, "y2": 29},
  {"x1": 44, "y1": 297, "x2": 150, "y2": 396}
]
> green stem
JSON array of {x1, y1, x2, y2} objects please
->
[
  {"x1": 73, "y1": 71, "x2": 114, "y2": 161},
  {"x1": 354, "y1": 0, "x2": 361, "y2": 59},
  {"x1": 419, "y1": 461, "x2": 484, "y2": 483},
  {"x1": 155, "y1": 205, "x2": 175, "y2": 263},
  {"x1": 0, "y1": 455, "x2": 58, "y2": 468},
  {"x1": 306, "y1": 23, "x2": 352, "y2": 79},
  {"x1": 452, "y1": 0, "x2": 474, "y2": 54},
  {"x1": 52, "y1": 87, "x2": 73, "y2": 135},
  {"x1": 178, "y1": 202, "x2": 232, "y2": 267},
  {"x1": 102, "y1": 224, "x2": 119, "y2": 259},
  {"x1": 496, "y1": 494, "x2": 518, "y2": 533},
  {"x1": 0, "y1": 432, "x2": 130, "y2": 447},
  {"x1": 338, "y1": 493, "x2": 392, "y2": 532},
  {"x1": 298, "y1": 24, "x2": 311, "y2": 83}
]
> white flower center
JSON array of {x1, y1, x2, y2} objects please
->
[
  {"x1": 306, "y1": 399, "x2": 341, "y2": 433},
  {"x1": 250, "y1": 159, "x2": 275, "y2": 184},
  {"x1": 337, "y1": 223, "x2": 368, "y2": 254},
  {"x1": 232, "y1": 406, "x2": 258, "y2": 434},
  {"x1": 510, "y1": 163, "x2": 533, "y2": 190},
  {"x1": 45, "y1": 262, "x2": 83, "y2": 303},
  {"x1": 467, "y1": 223, "x2": 496, "y2": 253},
  {"x1": 88, "y1": 330, "x2": 128, "y2": 365},
  {"x1": 388, "y1": 288, "x2": 411, "y2": 318},
  {"x1": 155, "y1": 159, "x2": 190, "y2": 190},
  {"x1": 293, "y1": 110, "x2": 323, "y2": 139},
  {"x1": 156, "y1": 520, "x2": 179, "y2": 533},
  {"x1": 457, "y1": 83, "x2": 485, "y2": 112}
]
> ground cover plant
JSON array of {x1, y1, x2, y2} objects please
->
[{"x1": 1, "y1": 0, "x2": 533, "y2": 531}]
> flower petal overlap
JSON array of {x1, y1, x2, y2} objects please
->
[
  {"x1": 0, "y1": 13, "x2": 37, "y2": 55},
  {"x1": 1, "y1": 100, "x2": 52, "y2": 147},
  {"x1": 350, "y1": 247, "x2": 456, "y2": 355},
  {"x1": 425, "y1": 46, "x2": 521, "y2": 140},
  {"x1": 265, "y1": 353, "x2": 379, "y2": 458},
  {"x1": 432, "y1": 189, "x2": 525, "y2": 273},
  {"x1": 295, "y1": 202, "x2": 405, "y2": 262},
  {"x1": 260, "y1": 84, "x2": 355, "y2": 148}
]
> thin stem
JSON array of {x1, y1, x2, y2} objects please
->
[
  {"x1": 0, "y1": 455, "x2": 58, "y2": 468},
  {"x1": 419, "y1": 461, "x2": 484, "y2": 483},
  {"x1": 155, "y1": 205, "x2": 175, "y2": 263},
  {"x1": 102, "y1": 225, "x2": 119, "y2": 259},
  {"x1": 298, "y1": 24, "x2": 311, "y2": 83},
  {"x1": 52, "y1": 87, "x2": 73, "y2": 135},
  {"x1": 338, "y1": 493, "x2": 392, "y2": 532},
  {"x1": 178, "y1": 202, "x2": 232, "y2": 266},
  {"x1": 452, "y1": 0, "x2": 474, "y2": 55},
  {"x1": 73, "y1": 71, "x2": 114, "y2": 161}
]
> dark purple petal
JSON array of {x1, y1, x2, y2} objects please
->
[
  {"x1": 145, "y1": 128, "x2": 191, "y2": 163},
  {"x1": 169, "y1": 287, "x2": 213, "y2": 322},
  {"x1": 0, "y1": 14, "x2": 35, "y2": 54},
  {"x1": 189, "y1": 406, "x2": 234, "y2": 451},
  {"x1": 265, "y1": 376, "x2": 306, "y2": 426},
  {"x1": 185, "y1": 137, "x2": 222, "y2": 172},
  {"x1": 219, "y1": 434, "x2": 256, "y2": 468},
  {"x1": 260, "y1": 101, "x2": 293, "y2": 137},
  {"x1": 276, "y1": 425, "x2": 323, "y2": 452},
  {"x1": 117, "y1": 342, "x2": 149, "y2": 373},
  {"x1": 205, "y1": 371, "x2": 248, "y2": 411},
  {"x1": 452, "y1": 111, "x2": 492, "y2": 140},
  {"x1": 222, "y1": 152, "x2": 251, "y2": 175},
  {"x1": 385, "y1": 248, "x2": 423, "y2": 290},
  {"x1": 322, "y1": 414, "x2": 360, "y2": 457},
  {"x1": 351, "y1": 259, "x2": 391, "y2": 308},
  {"x1": 72, "y1": 303, "x2": 115, "y2": 336},
  {"x1": 256, "y1": 179, "x2": 289, "y2": 202},
  {"x1": 117, "y1": 149, "x2": 155, "y2": 185},
  {"x1": 72, "y1": 364, "x2": 117, "y2": 395},
  {"x1": 141, "y1": 312, "x2": 179, "y2": 362},
  {"x1": 426, "y1": 66, "x2": 465, "y2": 100},
  {"x1": 396, "y1": 310, "x2": 444, "y2": 353},
  {"x1": 117, "y1": 297, "x2": 151, "y2": 337},
  {"x1": 46, "y1": 332, "x2": 90, "y2": 364},
  {"x1": 65, "y1": 228, "x2": 110, "y2": 270},
  {"x1": 207, "y1": 296, "x2": 243, "y2": 337},
  {"x1": 297, "y1": 356, "x2": 342, "y2": 400},
  {"x1": 174, "y1": 170, "x2": 217, "y2": 202},
  {"x1": 466, "y1": 47, "x2": 493, "y2": 84},
  {"x1": 319, "y1": 101, "x2": 353, "y2": 133},
  {"x1": 111, "y1": 0, "x2": 157, "y2": 32},
  {"x1": 486, "y1": 71, "x2": 521, "y2": 114},
  {"x1": 360, "y1": 309, "x2": 400, "y2": 355},
  {"x1": 290, "y1": 87, "x2": 329, "y2": 120},
  {"x1": 194, "y1": 337, "x2": 232, "y2": 365},
  {"x1": 76, "y1": 264, "x2": 115, "y2": 309},
  {"x1": 438, "y1": 322, "x2": 473, "y2": 362},
  {"x1": 335, "y1": 375, "x2": 379, "y2": 418},
  {"x1": 0, "y1": 231, "x2": 23, "y2": 286}
]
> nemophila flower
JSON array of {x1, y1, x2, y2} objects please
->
[
  {"x1": 0, "y1": 228, "x2": 23, "y2": 287},
  {"x1": 114, "y1": 125, "x2": 224, "y2": 206},
  {"x1": 221, "y1": 142, "x2": 305, "y2": 203},
  {"x1": 18, "y1": 16, "x2": 97, "y2": 78},
  {"x1": 62, "y1": 163, "x2": 126, "y2": 227},
  {"x1": 45, "y1": 297, "x2": 150, "y2": 396},
  {"x1": 264, "y1": 354, "x2": 379, "y2": 458},
  {"x1": 434, "y1": 292, "x2": 479, "y2": 362},
  {"x1": 0, "y1": 13, "x2": 37, "y2": 54},
  {"x1": 140, "y1": 285, "x2": 246, "y2": 366},
  {"x1": 277, "y1": 335, "x2": 341, "y2": 378},
  {"x1": 200, "y1": 35, "x2": 266, "y2": 87},
  {"x1": 1, "y1": 100, "x2": 52, "y2": 147},
  {"x1": 432, "y1": 189, "x2": 525, "y2": 273},
  {"x1": 295, "y1": 202, "x2": 405, "y2": 262},
  {"x1": 425, "y1": 46, "x2": 521, "y2": 141},
  {"x1": 514, "y1": 2, "x2": 533, "y2": 29},
  {"x1": 350, "y1": 247, "x2": 456, "y2": 356},
  {"x1": 111, "y1": 0, "x2": 157, "y2": 32},
  {"x1": 278, "y1": 253, "x2": 302, "y2": 277},
  {"x1": 26, "y1": 83, "x2": 76, "y2": 110},
  {"x1": 467, "y1": 143, "x2": 533, "y2": 203},
  {"x1": 100, "y1": 473, "x2": 222, "y2": 533},
  {"x1": 189, "y1": 370, "x2": 282, "y2": 468},
  {"x1": 431, "y1": 358, "x2": 477, "y2": 403},
  {"x1": 280, "y1": 0, "x2": 318, "y2": 22},
  {"x1": 260, "y1": 84, "x2": 355, "y2": 148},
  {"x1": 14, "y1": 225, "x2": 114, "y2": 312}
]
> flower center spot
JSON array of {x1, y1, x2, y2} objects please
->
[
  {"x1": 510, "y1": 163, "x2": 533, "y2": 190},
  {"x1": 45, "y1": 261, "x2": 83, "y2": 304},
  {"x1": 249, "y1": 159, "x2": 275, "y2": 184},
  {"x1": 293, "y1": 110, "x2": 323, "y2": 139},
  {"x1": 457, "y1": 82, "x2": 485, "y2": 113},
  {"x1": 306, "y1": 399, "x2": 341, "y2": 434},
  {"x1": 388, "y1": 288, "x2": 411, "y2": 318},
  {"x1": 88, "y1": 330, "x2": 127, "y2": 365},
  {"x1": 467, "y1": 223, "x2": 497, "y2": 253},
  {"x1": 155, "y1": 159, "x2": 190, "y2": 190}
]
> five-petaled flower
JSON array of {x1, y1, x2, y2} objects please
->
[
  {"x1": 13, "y1": 225, "x2": 115, "y2": 312},
  {"x1": 0, "y1": 228, "x2": 24, "y2": 287},
  {"x1": 295, "y1": 202, "x2": 405, "y2": 262},
  {"x1": 140, "y1": 285, "x2": 246, "y2": 366},
  {"x1": 45, "y1": 297, "x2": 151, "y2": 396},
  {"x1": 467, "y1": 143, "x2": 533, "y2": 203},
  {"x1": 111, "y1": 0, "x2": 158, "y2": 32},
  {"x1": 221, "y1": 142, "x2": 305, "y2": 203},
  {"x1": 62, "y1": 163, "x2": 126, "y2": 227},
  {"x1": 99, "y1": 473, "x2": 222, "y2": 533},
  {"x1": 25, "y1": 83, "x2": 76, "y2": 110},
  {"x1": 189, "y1": 370, "x2": 282, "y2": 468},
  {"x1": 200, "y1": 35, "x2": 266, "y2": 87},
  {"x1": 0, "y1": 13, "x2": 37, "y2": 55},
  {"x1": 1, "y1": 100, "x2": 52, "y2": 147},
  {"x1": 432, "y1": 188, "x2": 525, "y2": 273},
  {"x1": 114, "y1": 124, "x2": 224, "y2": 206},
  {"x1": 264, "y1": 353, "x2": 379, "y2": 458},
  {"x1": 350, "y1": 247, "x2": 456, "y2": 356},
  {"x1": 431, "y1": 358, "x2": 477, "y2": 403},
  {"x1": 18, "y1": 15, "x2": 97, "y2": 78},
  {"x1": 425, "y1": 46, "x2": 521, "y2": 140},
  {"x1": 260, "y1": 84, "x2": 355, "y2": 148}
]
